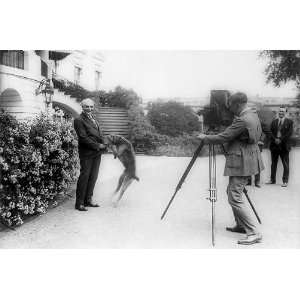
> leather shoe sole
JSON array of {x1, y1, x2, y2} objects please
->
[{"x1": 226, "y1": 226, "x2": 246, "y2": 234}]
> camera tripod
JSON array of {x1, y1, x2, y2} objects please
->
[{"x1": 161, "y1": 141, "x2": 261, "y2": 247}]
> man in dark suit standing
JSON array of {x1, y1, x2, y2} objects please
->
[
  {"x1": 267, "y1": 107, "x2": 293, "y2": 187},
  {"x1": 198, "y1": 92, "x2": 264, "y2": 245},
  {"x1": 74, "y1": 98, "x2": 106, "y2": 211}
]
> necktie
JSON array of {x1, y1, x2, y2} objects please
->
[
  {"x1": 277, "y1": 119, "x2": 282, "y2": 138},
  {"x1": 90, "y1": 116, "x2": 96, "y2": 125},
  {"x1": 86, "y1": 113, "x2": 96, "y2": 125},
  {"x1": 90, "y1": 115, "x2": 101, "y2": 132}
]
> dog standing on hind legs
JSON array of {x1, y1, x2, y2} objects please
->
[{"x1": 105, "y1": 135, "x2": 139, "y2": 207}]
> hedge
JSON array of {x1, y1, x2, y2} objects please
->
[
  {"x1": 147, "y1": 101, "x2": 200, "y2": 137},
  {"x1": 0, "y1": 112, "x2": 78, "y2": 227}
]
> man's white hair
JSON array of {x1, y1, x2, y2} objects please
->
[{"x1": 81, "y1": 98, "x2": 95, "y2": 107}]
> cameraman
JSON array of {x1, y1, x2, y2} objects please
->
[{"x1": 198, "y1": 92, "x2": 264, "y2": 245}]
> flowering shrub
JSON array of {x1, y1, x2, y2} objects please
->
[
  {"x1": 52, "y1": 77, "x2": 91, "y2": 101},
  {"x1": 0, "y1": 112, "x2": 78, "y2": 227}
]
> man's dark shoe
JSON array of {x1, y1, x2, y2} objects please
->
[
  {"x1": 281, "y1": 182, "x2": 288, "y2": 187},
  {"x1": 237, "y1": 234, "x2": 262, "y2": 245},
  {"x1": 255, "y1": 183, "x2": 261, "y2": 188},
  {"x1": 85, "y1": 202, "x2": 100, "y2": 207},
  {"x1": 76, "y1": 205, "x2": 88, "y2": 211},
  {"x1": 266, "y1": 181, "x2": 275, "y2": 184},
  {"x1": 226, "y1": 226, "x2": 246, "y2": 234}
]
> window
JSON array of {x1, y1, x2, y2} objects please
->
[
  {"x1": 74, "y1": 66, "x2": 82, "y2": 85},
  {"x1": 0, "y1": 50, "x2": 24, "y2": 69},
  {"x1": 95, "y1": 70, "x2": 101, "y2": 90},
  {"x1": 41, "y1": 60, "x2": 48, "y2": 77}
]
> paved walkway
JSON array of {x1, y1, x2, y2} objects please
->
[{"x1": 0, "y1": 149, "x2": 299, "y2": 248}]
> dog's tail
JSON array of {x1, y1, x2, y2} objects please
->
[{"x1": 133, "y1": 175, "x2": 140, "y2": 181}]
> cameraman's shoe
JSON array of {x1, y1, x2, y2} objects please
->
[{"x1": 238, "y1": 234, "x2": 262, "y2": 245}]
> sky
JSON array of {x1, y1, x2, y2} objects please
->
[{"x1": 100, "y1": 50, "x2": 297, "y2": 101}]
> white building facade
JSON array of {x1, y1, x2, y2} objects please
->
[
  {"x1": 0, "y1": 50, "x2": 104, "y2": 120},
  {"x1": 53, "y1": 50, "x2": 104, "y2": 92},
  {"x1": 0, "y1": 50, "x2": 49, "y2": 119}
]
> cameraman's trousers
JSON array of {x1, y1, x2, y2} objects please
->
[{"x1": 227, "y1": 176, "x2": 260, "y2": 235}]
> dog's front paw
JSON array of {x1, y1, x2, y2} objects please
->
[
  {"x1": 111, "y1": 194, "x2": 118, "y2": 208},
  {"x1": 112, "y1": 197, "x2": 119, "y2": 208}
]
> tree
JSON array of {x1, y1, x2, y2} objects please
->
[
  {"x1": 147, "y1": 101, "x2": 200, "y2": 137},
  {"x1": 261, "y1": 50, "x2": 300, "y2": 88},
  {"x1": 95, "y1": 86, "x2": 141, "y2": 108},
  {"x1": 127, "y1": 105, "x2": 165, "y2": 152}
]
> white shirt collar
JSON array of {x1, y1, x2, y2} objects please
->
[{"x1": 239, "y1": 106, "x2": 251, "y2": 116}]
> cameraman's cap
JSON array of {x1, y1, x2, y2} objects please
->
[{"x1": 228, "y1": 92, "x2": 248, "y2": 105}]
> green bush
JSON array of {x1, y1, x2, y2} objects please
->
[
  {"x1": 0, "y1": 112, "x2": 78, "y2": 227},
  {"x1": 147, "y1": 101, "x2": 200, "y2": 137}
]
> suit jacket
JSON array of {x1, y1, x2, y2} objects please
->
[
  {"x1": 269, "y1": 117, "x2": 293, "y2": 151},
  {"x1": 74, "y1": 113, "x2": 106, "y2": 159},
  {"x1": 204, "y1": 108, "x2": 264, "y2": 176}
]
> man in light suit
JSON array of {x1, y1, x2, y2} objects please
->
[
  {"x1": 198, "y1": 92, "x2": 264, "y2": 245},
  {"x1": 267, "y1": 107, "x2": 293, "y2": 187},
  {"x1": 73, "y1": 98, "x2": 107, "y2": 211}
]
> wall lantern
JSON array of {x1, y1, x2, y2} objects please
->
[
  {"x1": 42, "y1": 79, "x2": 54, "y2": 106},
  {"x1": 36, "y1": 79, "x2": 54, "y2": 108}
]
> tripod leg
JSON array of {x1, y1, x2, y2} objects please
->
[
  {"x1": 213, "y1": 145, "x2": 217, "y2": 247},
  {"x1": 209, "y1": 145, "x2": 217, "y2": 247},
  {"x1": 161, "y1": 141, "x2": 204, "y2": 220},
  {"x1": 243, "y1": 188, "x2": 262, "y2": 224},
  {"x1": 212, "y1": 200, "x2": 215, "y2": 246}
]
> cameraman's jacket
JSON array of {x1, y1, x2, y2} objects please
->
[{"x1": 203, "y1": 107, "x2": 265, "y2": 176}]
